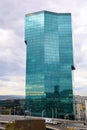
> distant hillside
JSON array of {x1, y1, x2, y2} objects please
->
[{"x1": 0, "y1": 95, "x2": 25, "y2": 100}]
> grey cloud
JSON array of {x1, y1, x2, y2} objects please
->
[
  {"x1": 0, "y1": 0, "x2": 87, "y2": 96},
  {"x1": 0, "y1": 59, "x2": 25, "y2": 76}
]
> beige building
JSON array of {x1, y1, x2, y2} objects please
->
[{"x1": 74, "y1": 95, "x2": 87, "y2": 120}]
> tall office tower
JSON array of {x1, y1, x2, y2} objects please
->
[{"x1": 25, "y1": 11, "x2": 75, "y2": 119}]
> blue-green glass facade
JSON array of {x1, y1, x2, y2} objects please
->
[{"x1": 25, "y1": 11, "x2": 75, "y2": 119}]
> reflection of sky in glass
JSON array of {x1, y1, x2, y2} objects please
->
[
  {"x1": 45, "y1": 33, "x2": 59, "y2": 63},
  {"x1": 45, "y1": 43, "x2": 59, "y2": 63},
  {"x1": 26, "y1": 13, "x2": 44, "y2": 28}
]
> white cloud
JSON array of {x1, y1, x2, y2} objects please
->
[
  {"x1": 0, "y1": 28, "x2": 26, "y2": 67},
  {"x1": 73, "y1": 69, "x2": 87, "y2": 96},
  {"x1": 0, "y1": 0, "x2": 87, "y2": 96},
  {"x1": 0, "y1": 75, "x2": 25, "y2": 95},
  {"x1": 74, "y1": 71, "x2": 87, "y2": 87}
]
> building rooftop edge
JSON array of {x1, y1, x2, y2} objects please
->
[{"x1": 26, "y1": 10, "x2": 71, "y2": 16}]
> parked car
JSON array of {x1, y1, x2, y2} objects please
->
[{"x1": 45, "y1": 118, "x2": 59, "y2": 125}]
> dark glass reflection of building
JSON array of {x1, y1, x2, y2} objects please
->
[{"x1": 25, "y1": 11, "x2": 75, "y2": 119}]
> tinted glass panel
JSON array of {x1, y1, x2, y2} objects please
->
[{"x1": 25, "y1": 11, "x2": 74, "y2": 119}]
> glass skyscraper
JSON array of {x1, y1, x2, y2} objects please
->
[{"x1": 25, "y1": 11, "x2": 75, "y2": 119}]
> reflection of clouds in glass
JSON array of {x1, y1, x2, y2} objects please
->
[
  {"x1": 26, "y1": 84, "x2": 45, "y2": 95},
  {"x1": 45, "y1": 40, "x2": 59, "y2": 63},
  {"x1": 26, "y1": 13, "x2": 44, "y2": 28}
]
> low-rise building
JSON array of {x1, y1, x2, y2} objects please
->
[{"x1": 74, "y1": 95, "x2": 87, "y2": 120}]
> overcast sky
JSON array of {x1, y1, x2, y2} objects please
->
[{"x1": 0, "y1": 0, "x2": 87, "y2": 96}]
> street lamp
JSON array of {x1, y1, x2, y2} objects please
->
[
  {"x1": 52, "y1": 108, "x2": 54, "y2": 118},
  {"x1": 42, "y1": 110, "x2": 45, "y2": 117}
]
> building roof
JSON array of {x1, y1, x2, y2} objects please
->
[{"x1": 26, "y1": 10, "x2": 71, "y2": 16}]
